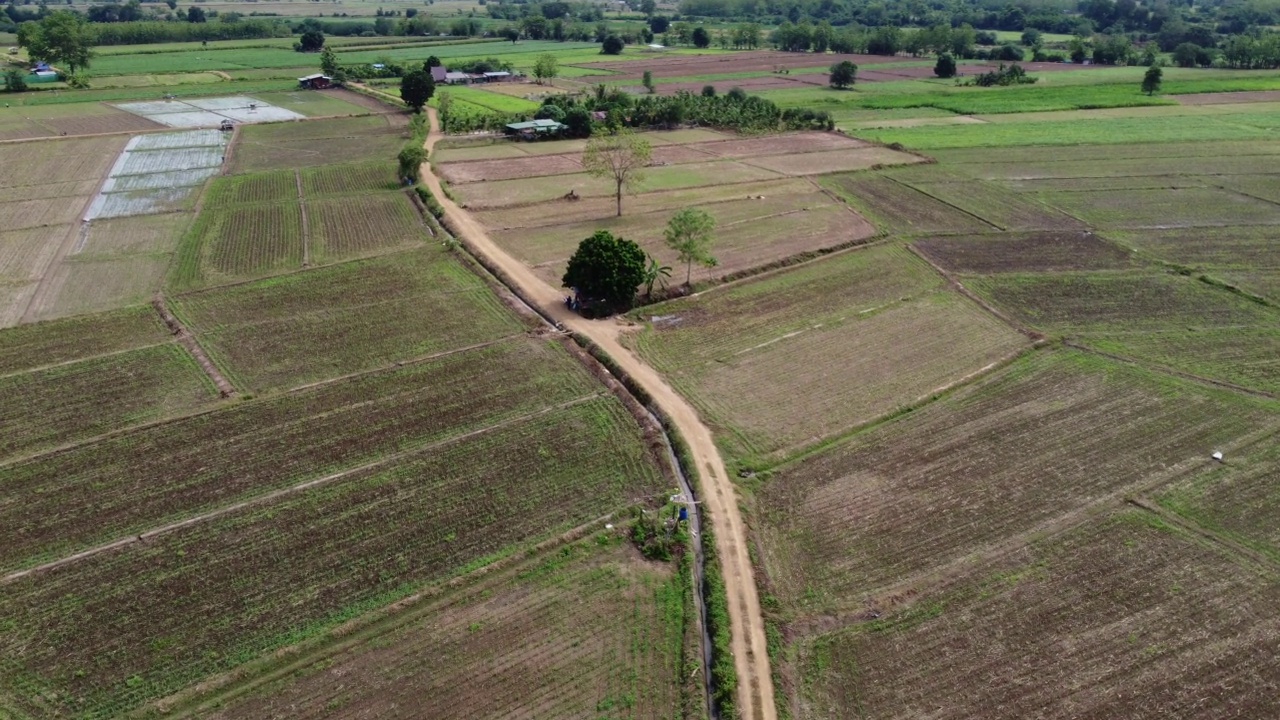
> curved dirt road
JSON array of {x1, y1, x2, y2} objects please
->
[{"x1": 421, "y1": 109, "x2": 776, "y2": 720}]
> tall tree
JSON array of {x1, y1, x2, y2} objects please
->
[
  {"x1": 562, "y1": 230, "x2": 647, "y2": 311},
  {"x1": 532, "y1": 53, "x2": 558, "y2": 84},
  {"x1": 25, "y1": 11, "x2": 95, "y2": 74},
  {"x1": 829, "y1": 60, "x2": 857, "y2": 89},
  {"x1": 934, "y1": 53, "x2": 956, "y2": 78},
  {"x1": 400, "y1": 69, "x2": 435, "y2": 112},
  {"x1": 320, "y1": 46, "x2": 338, "y2": 75},
  {"x1": 1141, "y1": 64, "x2": 1163, "y2": 95},
  {"x1": 664, "y1": 208, "x2": 717, "y2": 286},
  {"x1": 582, "y1": 131, "x2": 652, "y2": 217}
]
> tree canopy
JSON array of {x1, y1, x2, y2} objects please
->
[
  {"x1": 532, "y1": 53, "x2": 558, "y2": 83},
  {"x1": 296, "y1": 30, "x2": 325, "y2": 52},
  {"x1": 1141, "y1": 64, "x2": 1163, "y2": 95},
  {"x1": 18, "y1": 12, "x2": 95, "y2": 74},
  {"x1": 400, "y1": 69, "x2": 435, "y2": 112},
  {"x1": 829, "y1": 60, "x2": 857, "y2": 89},
  {"x1": 664, "y1": 208, "x2": 718, "y2": 286},
  {"x1": 934, "y1": 52, "x2": 957, "y2": 78},
  {"x1": 582, "y1": 131, "x2": 652, "y2": 217},
  {"x1": 562, "y1": 231, "x2": 647, "y2": 311},
  {"x1": 602, "y1": 34, "x2": 624, "y2": 54}
]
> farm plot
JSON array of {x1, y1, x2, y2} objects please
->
[
  {"x1": 85, "y1": 130, "x2": 229, "y2": 221},
  {"x1": 115, "y1": 95, "x2": 305, "y2": 128},
  {"x1": 1108, "y1": 226, "x2": 1280, "y2": 269},
  {"x1": 200, "y1": 202, "x2": 305, "y2": 279},
  {"x1": 204, "y1": 169, "x2": 297, "y2": 206},
  {"x1": 907, "y1": 180, "x2": 1085, "y2": 231},
  {"x1": 0, "y1": 226, "x2": 65, "y2": 284},
  {"x1": 627, "y1": 245, "x2": 1028, "y2": 466},
  {"x1": 310, "y1": 194, "x2": 426, "y2": 261},
  {"x1": 493, "y1": 191, "x2": 875, "y2": 287},
  {"x1": 0, "y1": 343, "x2": 217, "y2": 463},
  {"x1": 454, "y1": 160, "x2": 784, "y2": 209},
  {"x1": 0, "y1": 397, "x2": 670, "y2": 720},
  {"x1": 229, "y1": 115, "x2": 406, "y2": 173},
  {"x1": 819, "y1": 173, "x2": 995, "y2": 235},
  {"x1": 0, "y1": 304, "x2": 170, "y2": 375},
  {"x1": 967, "y1": 271, "x2": 1279, "y2": 334},
  {"x1": 1041, "y1": 187, "x2": 1280, "y2": 229},
  {"x1": 573, "y1": 50, "x2": 905, "y2": 82},
  {"x1": 300, "y1": 161, "x2": 398, "y2": 196},
  {"x1": 793, "y1": 508, "x2": 1280, "y2": 720},
  {"x1": 0, "y1": 338, "x2": 600, "y2": 573},
  {"x1": 1081, "y1": 328, "x2": 1280, "y2": 396},
  {"x1": 914, "y1": 231, "x2": 1138, "y2": 274},
  {"x1": 0, "y1": 101, "x2": 161, "y2": 140},
  {"x1": 201, "y1": 533, "x2": 691, "y2": 720},
  {"x1": 172, "y1": 249, "x2": 525, "y2": 390},
  {"x1": 754, "y1": 349, "x2": 1280, "y2": 616},
  {"x1": 743, "y1": 146, "x2": 924, "y2": 176},
  {"x1": 1158, "y1": 431, "x2": 1280, "y2": 562},
  {"x1": 1219, "y1": 174, "x2": 1280, "y2": 204},
  {"x1": 27, "y1": 254, "x2": 174, "y2": 322}
]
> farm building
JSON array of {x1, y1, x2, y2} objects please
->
[
  {"x1": 505, "y1": 119, "x2": 566, "y2": 138},
  {"x1": 297, "y1": 74, "x2": 333, "y2": 89},
  {"x1": 444, "y1": 71, "x2": 472, "y2": 84},
  {"x1": 483, "y1": 71, "x2": 513, "y2": 82},
  {"x1": 430, "y1": 66, "x2": 447, "y2": 84}
]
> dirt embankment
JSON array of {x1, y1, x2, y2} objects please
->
[{"x1": 420, "y1": 108, "x2": 777, "y2": 720}]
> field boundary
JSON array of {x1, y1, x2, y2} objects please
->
[
  {"x1": 1063, "y1": 338, "x2": 1277, "y2": 400},
  {"x1": 152, "y1": 293, "x2": 237, "y2": 398},
  {"x1": 0, "y1": 392, "x2": 604, "y2": 586},
  {"x1": 295, "y1": 169, "x2": 310, "y2": 267},
  {"x1": 1124, "y1": 497, "x2": 1280, "y2": 575},
  {"x1": 906, "y1": 243, "x2": 1046, "y2": 341}
]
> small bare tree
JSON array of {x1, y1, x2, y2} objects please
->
[{"x1": 582, "y1": 131, "x2": 652, "y2": 217}]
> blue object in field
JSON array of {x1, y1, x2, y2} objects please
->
[{"x1": 678, "y1": 507, "x2": 688, "y2": 522}]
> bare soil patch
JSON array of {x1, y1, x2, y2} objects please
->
[
  {"x1": 657, "y1": 75, "x2": 809, "y2": 95},
  {"x1": 698, "y1": 131, "x2": 868, "y2": 158},
  {"x1": 439, "y1": 153, "x2": 583, "y2": 184},
  {"x1": 43, "y1": 112, "x2": 164, "y2": 136},
  {"x1": 820, "y1": 174, "x2": 994, "y2": 235},
  {"x1": 1174, "y1": 90, "x2": 1280, "y2": 105}
]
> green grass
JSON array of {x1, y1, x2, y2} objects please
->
[
  {"x1": 0, "y1": 306, "x2": 170, "y2": 375},
  {"x1": 432, "y1": 84, "x2": 540, "y2": 113},
  {"x1": 858, "y1": 114, "x2": 1276, "y2": 149}
]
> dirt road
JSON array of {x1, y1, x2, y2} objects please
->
[{"x1": 421, "y1": 109, "x2": 777, "y2": 720}]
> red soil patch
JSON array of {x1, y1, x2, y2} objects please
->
[
  {"x1": 656, "y1": 76, "x2": 807, "y2": 95},
  {"x1": 697, "y1": 131, "x2": 868, "y2": 158},
  {"x1": 440, "y1": 154, "x2": 583, "y2": 184}
]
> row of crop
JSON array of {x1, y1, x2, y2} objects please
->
[
  {"x1": 0, "y1": 338, "x2": 596, "y2": 573},
  {"x1": 312, "y1": 194, "x2": 426, "y2": 261},
  {"x1": 206, "y1": 203, "x2": 305, "y2": 277},
  {"x1": 0, "y1": 397, "x2": 666, "y2": 720},
  {"x1": 0, "y1": 305, "x2": 168, "y2": 377},
  {"x1": 0, "y1": 343, "x2": 217, "y2": 465}
]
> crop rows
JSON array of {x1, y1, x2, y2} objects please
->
[
  {"x1": 908, "y1": 180, "x2": 1084, "y2": 231},
  {"x1": 914, "y1": 232, "x2": 1137, "y2": 274},
  {"x1": 755, "y1": 350, "x2": 1280, "y2": 615},
  {"x1": 818, "y1": 173, "x2": 992, "y2": 235},
  {"x1": 0, "y1": 197, "x2": 83, "y2": 232},
  {"x1": 311, "y1": 194, "x2": 424, "y2": 261},
  {"x1": 1083, "y1": 327, "x2": 1280, "y2": 396},
  {"x1": 0, "y1": 338, "x2": 595, "y2": 571},
  {"x1": 230, "y1": 117, "x2": 404, "y2": 174},
  {"x1": 0, "y1": 137, "x2": 126, "y2": 189},
  {"x1": 208, "y1": 535, "x2": 689, "y2": 719},
  {"x1": 0, "y1": 398, "x2": 666, "y2": 720},
  {"x1": 204, "y1": 203, "x2": 304, "y2": 278},
  {"x1": 175, "y1": 250, "x2": 525, "y2": 390},
  {"x1": 0, "y1": 226, "x2": 62, "y2": 283},
  {"x1": 1039, "y1": 186, "x2": 1280, "y2": 229},
  {"x1": 0, "y1": 305, "x2": 169, "y2": 375},
  {"x1": 1109, "y1": 227, "x2": 1280, "y2": 269},
  {"x1": 0, "y1": 343, "x2": 216, "y2": 464},
  {"x1": 301, "y1": 161, "x2": 399, "y2": 196},
  {"x1": 967, "y1": 271, "x2": 1279, "y2": 334},
  {"x1": 797, "y1": 509, "x2": 1280, "y2": 719},
  {"x1": 205, "y1": 170, "x2": 297, "y2": 206}
]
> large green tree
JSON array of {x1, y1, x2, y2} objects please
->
[
  {"x1": 664, "y1": 208, "x2": 717, "y2": 286},
  {"x1": 1142, "y1": 64, "x2": 1163, "y2": 95},
  {"x1": 532, "y1": 53, "x2": 558, "y2": 84},
  {"x1": 582, "y1": 130, "x2": 652, "y2": 217},
  {"x1": 829, "y1": 60, "x2": 857, "y2": 89},
  {"x1": 400, "y1": 69, "x2": 435, "y2": 112},
  {"x1": 562, "y1": 230, "x2": 646, "y2": 310},
  {"x1": 20, "y1": 11, "x2": 95, "y2": 74}
]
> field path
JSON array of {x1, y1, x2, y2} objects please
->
[{"x1": 421, "y1": 108, "x2": 777, "y2": 720}]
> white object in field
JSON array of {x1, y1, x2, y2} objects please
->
[
  {"x1": 605, "y1": 524, "x2": 613, "y2": 530},
  {"x1": 1212, "y1": 451, "x2": 1224, "y2": 462}
]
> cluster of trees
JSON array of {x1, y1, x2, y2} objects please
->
[
  {"x1": 15, "y1": 11, "x2": 94, "y2": 74},
  {"x1": 963, "y1": 62, "x2": 1037, "y2": 86}
]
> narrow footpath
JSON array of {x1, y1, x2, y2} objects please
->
[{"x1": 420, "y1": 108, "x2": 777, "y2": 720}]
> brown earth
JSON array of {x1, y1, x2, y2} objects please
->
[
  {"x1": 421, "y1": 107, "x2": 778, "y2": 720},
  {"x1": 914, "y1": 231, "x2": 1139, "y2": 274}
]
